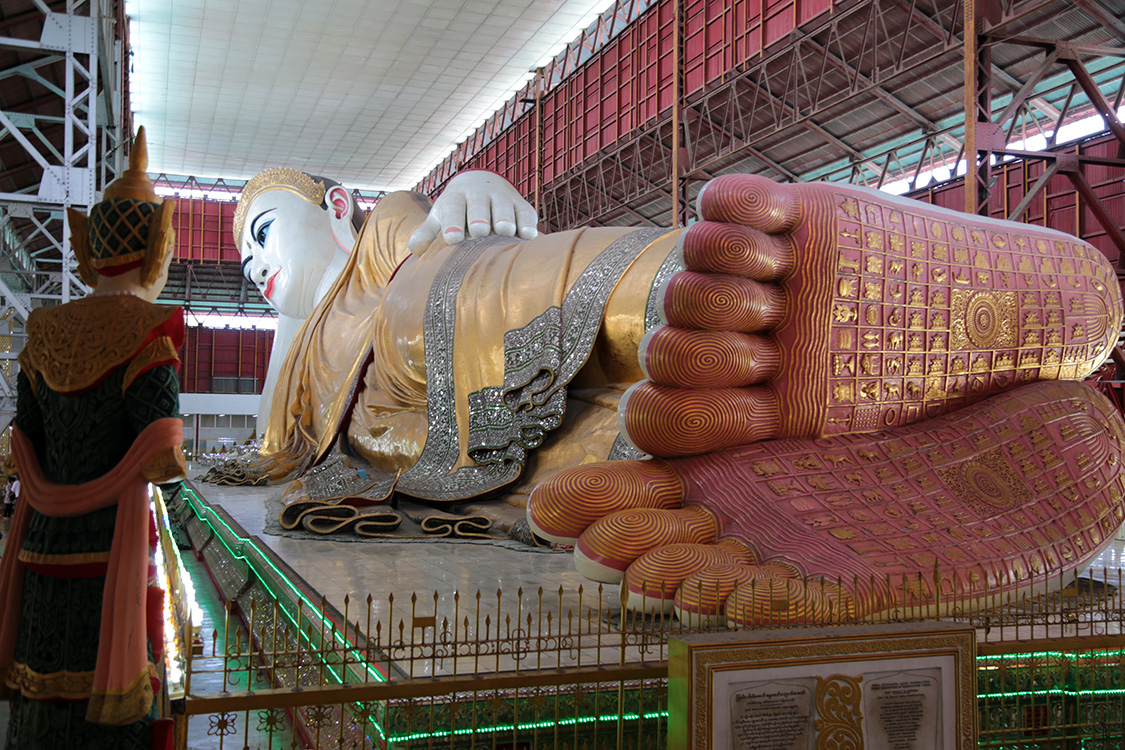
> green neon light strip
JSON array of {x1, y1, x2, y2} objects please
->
[
  {"x1": 184, "y1": 487, "x2": 393, "y2": 742},
  {"x1": 388, "y1": 709, "x2": 670, "y2": 743},
  {"x1": 1083, "y1": 738, "x2": 1125, "y2": 749},
  {"x1": 183, "y1": 488, "x2": 387, "y2": 685},
  {"x1": 183, "y1": 487, "x2": 676, "y2": 745},
  {"x1": 184, "y1": 490, "x2": 350, "y2": 686},
  {"x1": 979, "y1": 688, "x2": 1125, "y2": 700},
  {"x1": 978, "y1": 651, "x2": 1125, "y2": 661}
]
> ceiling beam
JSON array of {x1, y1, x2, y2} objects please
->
[
  {"x1": 883, "y1": 0, "x2": 1060, "y2": 121},
  {"x1": 804, "y1": 37, "x2": 964, "y2": 154},
  {"x1": 1069, "y1": 0, "x2": 1125, "y2": 43}
]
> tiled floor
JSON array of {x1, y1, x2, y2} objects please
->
[
  {"x1": 190, "y1": 480, "x2": 618, "y2": 675},
  {"x1": 200, "y1": 478, "x2": 1125, "y2": 604},
  {"x1": 193, "y1": 479, "x2": 1125, "y2": 655},
  {"x1": 200, "y1": 479, "x2": 591, "y2": 596}
]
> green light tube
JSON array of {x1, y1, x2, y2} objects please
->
[
  {"x1": 979, "y1": 688, "x2": 1125, "y2": 699},
  {"x1": 184, "y1": 488, "x2": 394, "y2": 743},
  {"x1": 182, "y1": 488, "x2": 387, "y2": 685},
  {"x1": 387, "y1": 709, "x2": 670, "y2": 743},
  {"x1": 978, "y1": 651, "x2": 1125, "y2": 661}
]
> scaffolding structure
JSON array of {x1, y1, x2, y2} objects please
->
[{"x1": 0, "y1": 0, "x2": 126, "y2": 430}]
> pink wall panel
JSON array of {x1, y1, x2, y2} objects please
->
[
  {"x1": 463, "y1": 0, "x2": 832, "y2": 194},
  {"x1": 171, "y1": 198, "x2": 240, "y2": 263},
  {"x1": 909, "y1": 135, "x2": 1124, "y2": 265},
  {"x1": 799, "y1": 0, "x2": 833, "y2": 24},
  {"x1": 180, "y1": 327, "x2": 274, "y2": 394}
]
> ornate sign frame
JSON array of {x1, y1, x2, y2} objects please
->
[{"x1": 669, "y1": 621, "x2": 976, "y2": 750}]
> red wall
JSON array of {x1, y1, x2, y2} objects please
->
[
  {"x1": 172, "y1": 198, "x2": 240, "y2": 263},
  {"x1": 170, "y1": 197, "x2": 274, "y2": 393},
  {"x1": 909, "y1": 135, "x2": 1125, "y2": 265},
  {"x1": 461, "y1": 0, "x2": 832, "y2": 193},
  {"x1": 180, "y1": 327, "x2": 273, "y2": 394}
]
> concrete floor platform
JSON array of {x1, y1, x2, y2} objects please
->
[
  {"x1": 194, "y1": 479, "x2": 595, "y2": 615},
  {"x1": 191, "y1": 474, "x2": 1125, "y2": 647}
]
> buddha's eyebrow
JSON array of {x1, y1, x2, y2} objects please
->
[{"x1": 249, "y1": 209, "x2": 275, "y2": 244}]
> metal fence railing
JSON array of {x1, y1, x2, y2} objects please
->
[{"x1": 173, "y1": 565, "x2": 1125, "y2": 749}]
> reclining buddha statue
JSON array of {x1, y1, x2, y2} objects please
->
[{"x1": 239, "y1": 168, "x2": 1125, "y2": 623}]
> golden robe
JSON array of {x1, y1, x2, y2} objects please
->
[{"x1": 263, "y1": 192, "x2": 680, "y2": 501}]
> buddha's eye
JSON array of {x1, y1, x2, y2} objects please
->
[{"x1": 254, "y1": 218, "x2": 274, "y2": 247}]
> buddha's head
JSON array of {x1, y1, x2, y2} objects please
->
[
  {"x1": 68, "y1": 126, "x2": 176, "y2": 301},
  {"x1": 233, "y1": 169, "x2": 364, "y2": 318}
]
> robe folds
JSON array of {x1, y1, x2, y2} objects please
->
[
  {"x1": 262, "y1": 191, "x2": 680, "y2": 502},
  {"x1": 0, "y1": 419, "x2": 182, "y2": 724}
]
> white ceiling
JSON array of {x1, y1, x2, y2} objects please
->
[{"x1": 125, "y1": 0, "x2": 614, "y2": 191}]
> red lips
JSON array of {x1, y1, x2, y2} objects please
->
[{"x1": 264, "y1": 270, "x2": 279, "y2": 300}]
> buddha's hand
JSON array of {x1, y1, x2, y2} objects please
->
[{"x1": 408, "y1": 170, "x2": 539, "y2": 252}]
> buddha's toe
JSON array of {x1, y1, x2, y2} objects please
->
[
  {"x1": 724, "y1": 570, "x2": 856, "y2": 627},
  {"x1": 673, "y1": 559, "x2": 804, "y2": 625},
  {"x1": 574, "y1": 506, "x2": 718, "y2": 583},
  {"x1": 662, "y1": 270, "x2": 784, "y2": 331},
  {"x1": 622, "y1": 539, "x2": 756, "y2": 614},
  {"x1": 619, "y1": 382, "x2": 778, "y2": 457},
  {"x1": 673, "y1": 563, "x2": 760, "y2": 627},
  {"x1": 697, "y1": 173, "x2": 802, "y2": 232},
  {"x1": 680, "y1": 220, "x2": 794, "y2": 280},
  {"x1": 526, "y1": 459, "x2": 682, "y2": 545},
  {"x1": 639, "y1": 328, "x2": 780, "y2": 389}
]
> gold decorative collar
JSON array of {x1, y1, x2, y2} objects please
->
[{"x1": 20, "y1": 296, "x2": 180, "y2": 395}]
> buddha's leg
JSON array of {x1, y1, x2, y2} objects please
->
[
  {"x1": 530, "y1": 380, "x2": 1125, "y2": 625},
  {"x1": 614, "y1": 174, "x2": 1120, "y2": 457}
]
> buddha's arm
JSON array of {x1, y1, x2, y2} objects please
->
[{"x1": 256, "y1": 313, "x2": 305, "y2": 438}]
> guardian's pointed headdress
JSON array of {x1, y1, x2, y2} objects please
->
[{"x1": 68, "y1": 127, "x2": 176, "y2": 286}]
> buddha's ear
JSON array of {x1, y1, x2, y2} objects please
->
[
  {"x1": 141, "y1": 200, "x2": 176, "y2": 287},
  {"x1": 326, "y1": 185, "x2": 352, "y2": 221},
  {"x1": 326, "y1": 185, "x2": 358, "y2": 248},
  {"x1": 67, "y1": 208, "x2": 98, "y2": 287}
]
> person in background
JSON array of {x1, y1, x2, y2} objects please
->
[{"x1": 1, "y1": 478, "x2": 14, "y2": 529}]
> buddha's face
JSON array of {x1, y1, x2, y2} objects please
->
[{"x1": 238, "y1": 188, "x2": 350, "y2": 318}]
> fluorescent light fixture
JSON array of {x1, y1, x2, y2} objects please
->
[
  {"x1": 155, "y1": 185, "x2": 240, "y2": 202},
  {"x1": 184, "y1": 312, "x2": 278, "y2": 331}
]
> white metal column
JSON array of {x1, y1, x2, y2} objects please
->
[{"x1": 0, "y1": 0, "x2": 123, "y2": 429}]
